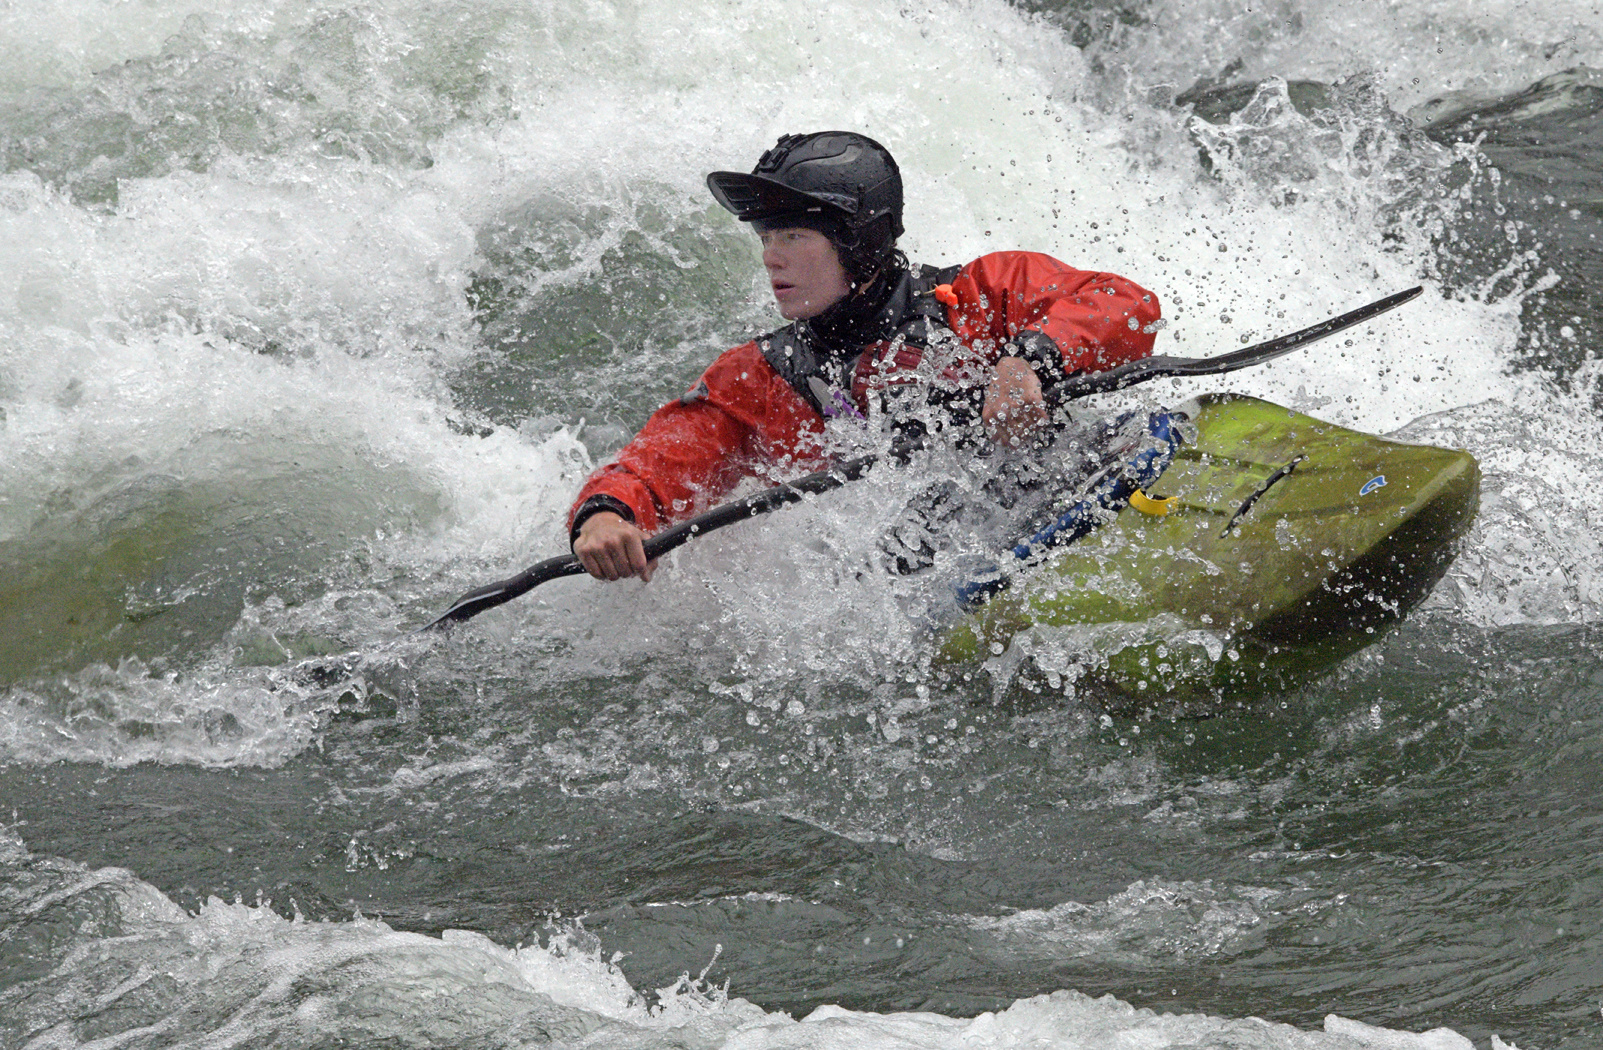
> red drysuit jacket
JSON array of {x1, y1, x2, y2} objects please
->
[{"x1": 568, "y1": 251, "x2": 1160, "y2": 536}]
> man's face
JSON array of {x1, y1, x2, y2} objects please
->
[{"x1": 759, "y1": 227, "x2": 851, "y2": 320}]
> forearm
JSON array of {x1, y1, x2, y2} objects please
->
[{"x1": 567, "y1": 400, "x2": 753, "y2": 538}]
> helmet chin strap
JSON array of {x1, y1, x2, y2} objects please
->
[{"x1": 845, "y1": 247, "x2": 909, "y2": 293}]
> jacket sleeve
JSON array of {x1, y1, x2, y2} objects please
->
[
  {"x1": 944, "y1": 251, "x2": 1161, "y2": 386},
  {"x1": 567, "y1": 342, "x2": 824, "y2": 539}
]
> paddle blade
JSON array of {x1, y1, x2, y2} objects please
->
[
  {"x1": 422, "y1": 554, "x2": 585, "y2": 630},
  {"x1": 1053, "y1": 286, "x2": 1424, "y2": 401}
]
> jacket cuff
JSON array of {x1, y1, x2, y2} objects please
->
[
  {"x1": 1007, "y1": 329, "x2": 1068, "y2": 389},
  {"x1": 570, "y1": 495, "x2": 636, "y2": 549}
]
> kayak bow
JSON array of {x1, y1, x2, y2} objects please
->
[{"x1": 939, "y1": 393, "x2": 1480, "y2": 705}]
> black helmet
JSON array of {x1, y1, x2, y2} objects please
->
[{"x1": 707, "y1": 131, "x2": 904, "y2": 281}]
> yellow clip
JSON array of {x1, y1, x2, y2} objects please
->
[{"x1": 1129, "y1": 489, "x2": 1175, "y2": 516}]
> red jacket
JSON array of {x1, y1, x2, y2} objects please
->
[{"x1": 569, "y1": 251, "x2": 1160, "y2": 536}]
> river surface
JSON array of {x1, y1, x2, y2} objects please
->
[{"x1": 2, "y1": 1, "x2": 1602, "y2": 1047}]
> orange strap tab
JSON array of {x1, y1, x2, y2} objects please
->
[{"x1": 932, "y1": 284, "x2": 958, "y2": 306}]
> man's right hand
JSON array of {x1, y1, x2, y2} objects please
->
[
  {"x1": 574, "y1": 511, "x2": 658, "y2": 583},
  {"x1": 982, "y1": 355, "x2": 1049, "y2": 447}
]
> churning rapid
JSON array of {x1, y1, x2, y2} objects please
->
[{"x1": 2, "y1": 0, "x2": 1601, "y2": 1047}]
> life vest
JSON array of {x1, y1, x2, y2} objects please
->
[{"x1": 755, "y1": 263, "x2": 967, "y2": 426}]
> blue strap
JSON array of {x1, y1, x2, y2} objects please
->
[{"x1": 954, "y1": 411, "x2": 1183, "y2": 608}]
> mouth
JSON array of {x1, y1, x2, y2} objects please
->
[{"x1": 771, "y1": 281, "x2": 795, "y2": 295}]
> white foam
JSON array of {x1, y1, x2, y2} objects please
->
[
  {"x1": 965, "y1": 878, "x2": 1280, "y2": 963},
  {"x1": 0, "y1": 0, "x2": 1596, "y2": 747},
  {"x1": 0, "y1": 2, "x2": 1578, "y2": 1046},
  {"x1": 2, "y1": 833, "x2": 1515, "y2": 1049},
  {"x1": 0, "y1": 0, "x2": 281, "y2": 95},
  {"x1": 1119, "y1": 0, "x2": 1603, "y2": 114}
]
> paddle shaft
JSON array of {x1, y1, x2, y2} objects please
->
[
  {"x1": 424, "y1": 286, "x2": 1423, "y2": 628},
  {"x1": 423, "y1": 451, "x2": 886, "y2": 627}
]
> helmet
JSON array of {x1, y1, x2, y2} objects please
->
[{"x1": 707, "y1": 131, "x2": 904, "y2": 281}]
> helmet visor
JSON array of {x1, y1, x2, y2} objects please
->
[{"x1": 706, "y1": 171, "x2": 858, "y2": 224}]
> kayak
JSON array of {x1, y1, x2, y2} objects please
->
[{"x1": 937, "y1": 393, "x2": 1480, "y2": 708}]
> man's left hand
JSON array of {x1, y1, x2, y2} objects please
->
[{"x1": 982, "y1": 355, "x2": 1048, "y2": 447}]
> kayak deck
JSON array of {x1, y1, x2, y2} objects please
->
[{"x1": 940, "y1": 394, "x2": 1480, "y2": 702}]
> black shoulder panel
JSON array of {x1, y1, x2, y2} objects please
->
[
  {"x1": 891, "y1": 263, "x2": 962, "y2": 348},
  {"x1": 754, "y1": 261, "x2": 964, "y2": 416},
  {"x1": 756, "y1": 324, "x2": 838, "y2": 417}
]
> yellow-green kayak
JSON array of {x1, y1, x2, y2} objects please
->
[{"x1": 939, "y1": 394, "x2": 1480, "y2": 706}]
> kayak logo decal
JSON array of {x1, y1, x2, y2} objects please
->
[{"x1": 1360, "y1": 475, "x2": 1387, "y2": 496}]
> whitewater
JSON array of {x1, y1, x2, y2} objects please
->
[{"x1": 2, "y1": 0, "x2": 1601, "y2": 1046}]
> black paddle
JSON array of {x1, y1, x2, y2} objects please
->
[{"x1": 423, "y1": 285, "x2": 1423, "y2": 629}]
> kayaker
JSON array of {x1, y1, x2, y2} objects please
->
[{"x1": 568, "y1": 131, "x2": 1161, "y2": 583}]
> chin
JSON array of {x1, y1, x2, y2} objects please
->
[{"x1": 774, "y1": 291, "x2": 842, "y2": 321}]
